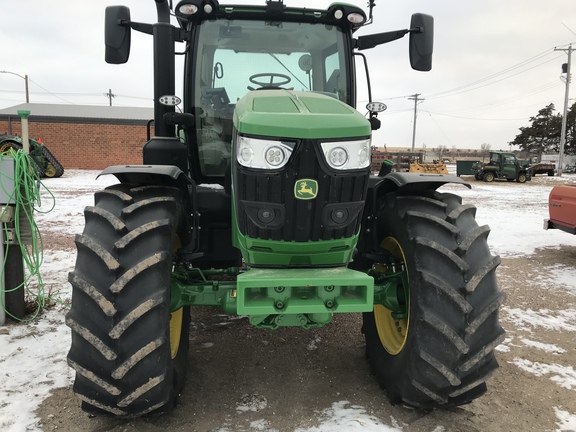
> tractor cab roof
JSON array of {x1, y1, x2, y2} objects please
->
[{"x1": 174, "y1": 1, "x2": 367, "y2": 31}]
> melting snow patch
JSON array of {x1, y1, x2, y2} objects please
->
[
  {"x1": 520, "y1": 338, "x2": 566, "y2": 354},
  {"x1": 294, "y1": 401, "x2": 401, "y2": 432},
  {"x1": 249, "y1": 419, "x2": 279, "y2": 432},
  {"x1": 237, "y1": 394, "x2": 268, "y2": 413},
  {"x1": 495, "y1": 337, "x2": 514, "y2": 352},
  {"x1": 503, "y1": 307, "x2": 576, "y2": 332},
  {"x1": 307, "y1": 336, "x2": 322, "y2": 351},
  {"x1": 0, "y1": 309, "x2": 73, "y2": 432},
  {"x1": 554, "y1": 407, "x2": 576, "y2": 431},
  {"x1": 511, "y1": 358, "x2": 576, "y2": 391},
  {"x1": 534, "y1": 265, "x2": 576, "y2": 295}
]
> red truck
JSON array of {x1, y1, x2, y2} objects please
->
[{"x1": 544, "y1": 185, "x2": 576, "y2": 234}]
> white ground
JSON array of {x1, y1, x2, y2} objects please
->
[{"x1": 1, "y1": 168, "x2": 576, "y2": 432}]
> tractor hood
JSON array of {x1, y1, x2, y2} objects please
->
[{"x1": 233, "y1": 90, "x2": 370, "y2": 139}]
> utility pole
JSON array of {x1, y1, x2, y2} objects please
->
[
  {"x1": 554, "y1": 43, "x2": 574, "y2": 177},
  {"x1": 105, "y1": 88, "x2": 116, "y2": 106},
  {"x1": 24, "y1": 74, "x2": 29, "y2": 103},
  {"x1": 408, "y1": 93, "x2": 423, "y2": 152},
  {"x1": 0, "y1": 70, "x2": 29, "y2": 103}
]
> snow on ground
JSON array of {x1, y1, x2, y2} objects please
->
[{"x1": 1, "y1": 169, "x2": 576, "y2": 431}]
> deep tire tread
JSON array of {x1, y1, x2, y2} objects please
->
[
  {"x1": 363, "y1": 190, "x2": 505, "y2": 409},
  {"x1": 67, "y1": 184, "x2": 189, "y2": 417},
  {"x1": 40, "y1": 145, "x2": 64, "y2": 177}
]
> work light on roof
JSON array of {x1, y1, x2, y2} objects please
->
[
  {"x1": 347, "y1": 13, "x2": 365, "y2": 24},
  {"x1": 178, "y1": 4, "x2": 198, "y2": 15},
  {"x1": 333, "y1": 9, "x2": 344, "y2": 20}
]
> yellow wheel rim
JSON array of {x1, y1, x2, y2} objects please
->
[
  {"x1": 0, "y1": 143, "x2": 14, "y2": 154},
  {"x1": 374, "y1": 236, "x2": 410, "y2": 355},
  {"x1": 169, "y1": 236, "x2": 183, "y2": 359},
  {"x1": 169, "y1": 307, "x2": 183, "y2": 359},
  {"x1": 45, "y1": 162, "x2": 57, "y2": 177}
]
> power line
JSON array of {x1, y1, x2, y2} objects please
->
[
  {"x1": 427, "y1": 53, "x2": 564, "y2": 100},
  {"x1": 423, "y1": 110, "x2": 529, "y2": 121},
  {"x1": 426, "y1": 48, "x2": 556, "y2": 99},
  {"x1": 26, "y1": 77, "x2": 74, "y2": 105},
  {"x1": 439, "y1": 80, "x2": 562, "y2": 115}
]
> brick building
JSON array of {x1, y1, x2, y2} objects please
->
[{"x1": 0, "y1": 103, "x2": 154, "y2": 170}]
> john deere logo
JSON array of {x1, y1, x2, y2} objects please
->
[{"x1": 294, "y1": 179, "x2": 318, "y2": 200}]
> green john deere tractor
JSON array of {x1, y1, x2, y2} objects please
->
[
  {"x1": 0, "y1": 134, "x2": 65, "y2": 178},
  {"x1": 66, "y1": 0, "x2": 505, "y2": 417}
]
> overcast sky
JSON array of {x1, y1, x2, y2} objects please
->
[{"x1": 1, "y1": 0, "x2": 575, "y2": 150}]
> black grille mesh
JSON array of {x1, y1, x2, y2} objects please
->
[{"x1": 235, "y1": 141, "x2": 369, "y2": 242}]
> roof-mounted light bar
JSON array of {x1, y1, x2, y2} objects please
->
[
  {"x1": 175, "y1": 1, "x2": 367, "y2": 29},
  {"x1": 327, "y1": 3, "x2": 367, "y2": 29},
  {"x1": 175, "y1": 0, "x2": 218, "y2": 19}
]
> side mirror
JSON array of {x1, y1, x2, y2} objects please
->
[
  {"x1": 409, "y1": 13, "x2": 434, "y2": 71},
  {"x1": 105, "y1": 6, "x2": 131, "y2": 64}
]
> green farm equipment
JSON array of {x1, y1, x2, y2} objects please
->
[
  {"x1": 0, "y1": 134, "x2": 64, "y2": 178},
  {"x1": 471, "y1": 151, "x2": 530, "y2": 183},
  {"x1": 66, "y1": 0, "x2": 505, "y2": 417}
]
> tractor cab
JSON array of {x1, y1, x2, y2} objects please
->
[
  {"x1": 187, "y1": 15, "x2": 354, "y2": 180},
  {"x1": 176, "y1": 1, "x2": 374, "y2": 187}
]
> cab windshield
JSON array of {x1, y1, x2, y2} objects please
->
[{"x1": 192, "y1": 19, "x2": 349, "y2": 177}]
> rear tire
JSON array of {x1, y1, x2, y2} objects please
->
[
  {"x1": 40, "y1": 145, "x2": 64, "y2": 178},
  {"x1": 66, "y1": 184, "x2": 190, "y2": 416},
  {"x1": 363, "y1": 190, "x2": 505, "y2": 408},
  {"x1": 482, "y1": 172, "x2": 494, "y2": 182}
]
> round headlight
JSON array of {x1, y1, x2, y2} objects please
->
[
  {"x1": 239, "y1": 146, "x2": 253, "y2": 164},
  {"x1": 237, "y1": 137, "x2": 294, "y2": 169},
  {"x1": 334, "y1": 9, "x2": 344, "y2": 20},
  {"x1": 265, "y1": 145, "x2": 286, "y2": 167},
  {"x1": 358, "y1": 146, "x2": 369, "y2": 165},
  {"x1": 328, "y1": 147, "x2": 349, "y2": 168}
]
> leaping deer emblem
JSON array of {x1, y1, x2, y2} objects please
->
[{"x1": 294, "y1": 179, "x2": 318, "y2": 200}]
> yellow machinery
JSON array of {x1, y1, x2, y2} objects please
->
[{"x1": 409, "y1": 160, "x2": 449, "y2": 174}]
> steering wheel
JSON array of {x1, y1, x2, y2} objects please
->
[{"x1": 248, "y1": 73, "x2": 291, "y2": 90}]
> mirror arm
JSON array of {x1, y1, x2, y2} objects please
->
[
  {"x1": 123, "y1": 20, "x2": 154, "y2": 36},
  {"x1": 355, "y1": 29, "x2": 409, "y2": 51},
  {"x1": 124, "y1": 21, "x2": 185, "y2": 42},
  {"x1": 409, "y1": 26, "x2": 424, "y2": 34}
]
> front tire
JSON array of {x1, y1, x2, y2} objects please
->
[
  {"x1": 66, "y1": 184, "x2": 190, "y2": 416},
  {"x1": 363, "y1": 190, "x2": 505, "y2": 408}
]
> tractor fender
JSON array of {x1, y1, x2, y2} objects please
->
[
  {"x1": 353, "y1": 172, "x2": 471, "y2": 262},
  {"x1": 98, "y1": 164, "x2": 197, "y2": 245},
  {"x1": 0, "y1": 135, "x2": 22, "y2": 144},
  {"x1": 372, "y1": 172, "x2": 471, "y2": 195}
]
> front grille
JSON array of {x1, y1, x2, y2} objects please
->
[{"x1": 234, "y1": 140, "x2": 370, "y2": 242}]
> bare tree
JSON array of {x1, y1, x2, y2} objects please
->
[
  {"x1": 433, "y1": 145, "x2": 448, "y2": 161},
  {"x1": 480, "y1": 143, "x2": 491, "y2": 161}
]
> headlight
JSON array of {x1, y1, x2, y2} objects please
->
[
  {"x1": 321, "y1": 139, "x2": 371, "y2": 170},
  {"x1": 237, "y1": 136, "x2": 294, "y2": 169}
]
